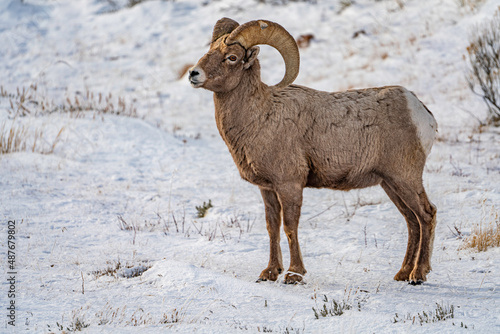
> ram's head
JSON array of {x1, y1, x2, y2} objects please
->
[{"x1": 189, "y1": 18, "x2": 300, "y2": 93}]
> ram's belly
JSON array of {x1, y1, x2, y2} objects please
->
[
  {"x1": 305, "y1": 165, "x2": 382, "y2": 191},
  {"x1": 239, "y1": 168, "x2": 273, "y2": 188}
]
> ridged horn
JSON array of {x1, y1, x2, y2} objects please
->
[
  {"x1": 211, "y1": 17, "x2": 239, "y2": 44},
  {"x1": 226, "y1": 20, "x2": 300, "y2": 88}
]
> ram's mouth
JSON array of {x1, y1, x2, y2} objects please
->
[
  {"x1": 190, "y1": 79, "x2": 203, "y2": 88},
  {"x1": 188, "y1": 66, "x2": 206, "y2": 88}
]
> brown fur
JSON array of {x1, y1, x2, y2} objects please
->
[{"x1": 189, "y1": 20, "x2": 437, "y2": 284}]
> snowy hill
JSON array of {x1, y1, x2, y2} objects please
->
[{"x1": 1, "y1": 0, "x2": 499, "y2": 332}]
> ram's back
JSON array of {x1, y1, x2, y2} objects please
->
[{"x1": 267, "y1": 85, "x2": 437, "y2": 190}]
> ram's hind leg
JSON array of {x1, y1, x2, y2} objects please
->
[
  {"x1": 382, "y1": 179, "x2": 437, "y2": 283},
  {"x1": 381, "y1": 181, "x2": 420, "y2": 281},
  {"x1": 258, "y1": 188, "x2": 284, "y2": 282},
  {"x1": 410, "y1": 189, "x2": 437, "y2": 283}
]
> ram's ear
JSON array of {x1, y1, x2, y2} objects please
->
[
  {"x1": 243, "y1": 46, "x2": 260, "y2": 69},
  {"x1": 212, "y1": 17, "x2": 239, "y2": 44}
]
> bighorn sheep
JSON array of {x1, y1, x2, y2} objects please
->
[{"x1": 189, "y1": 18, "x2": 437, "y2": 284}]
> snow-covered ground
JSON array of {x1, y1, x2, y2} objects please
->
[{"x1": 1, "y1": 0, "x2": 499, "y2": 332}]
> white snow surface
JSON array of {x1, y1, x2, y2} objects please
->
[{"x1": 1, "y1": 0, "x2": 500, "y2": 332}]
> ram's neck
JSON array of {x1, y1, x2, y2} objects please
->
[{"x1": 213, "y1": 62, "x2": 269, "y2": 145}]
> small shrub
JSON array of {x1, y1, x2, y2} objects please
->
[
  {"x1": 196, "y1": 200, "x2": 213, "y2": 218},
  {"x1": 466, "y1": 8, "x2": 500, "y2": 125}
]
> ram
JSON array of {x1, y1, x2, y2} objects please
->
[{"x1": 189, "y1": 18, "x2": 437, "y2": 285}]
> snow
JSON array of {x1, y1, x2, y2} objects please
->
[{"x1": 1, "y1": 0, "x2": 499, "y2": 332}]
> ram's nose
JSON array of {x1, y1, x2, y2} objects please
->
[
  {"x1": 188, "y1": 69, "x2": 199, "y2": 79},
  {"x1": 188, "y1": 66, "x2": 205, "y2": 88}
]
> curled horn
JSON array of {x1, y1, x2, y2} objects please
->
[
  {"x1": 211, "y1": 17, "x2": 240, "y2": 44},
  {"x1": 225, "y1": 20, "x2": 300, "y2": 88}
]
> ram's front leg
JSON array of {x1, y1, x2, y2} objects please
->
[
  {"x1": 278, "y1": 184, "x2": 306, "y2": 284},
  {"x1": 257, "y1": 188, "x2": 284, "y2": 282}
]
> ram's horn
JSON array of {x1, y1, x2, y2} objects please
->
[
  {"x1": 226, "y1": 20, "x2": 300, "y2": 88},
  {"x1": 211, "y1": 17, "x2": 240, "y2": 44}
]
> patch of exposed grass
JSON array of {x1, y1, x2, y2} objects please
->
[
  {"x1": 460, "y1": 204, "x2": 500, "y2": 252},
  {"x1": 92, "y1": 260, "x2": 123, "y2": 279},
  {"x1": 312, "y1": 287, "x2": 368, "y2": 319},
  {"x1": 313, "y1": 295, "x2": 352, "y2": 318},
  {"x1": 392, "y1": 302, "x2": 460, "y2": 326},
  {"x1": 92, "y1": 259, "x2": 150, "y2": 280}
]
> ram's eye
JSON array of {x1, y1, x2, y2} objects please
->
[{"x1": 227, "y1": 55, "x2": 238, "y2": 62}]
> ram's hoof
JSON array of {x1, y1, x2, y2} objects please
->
[
  {"x1": 258, "y1": 267, "x2": 282, "y2": 282},
  {"x1": 408, "y1": 279, "x2": 423, "y2": 286},
  {"x1": 284, "y1": 272, "x2": 304, "y2": 285}
]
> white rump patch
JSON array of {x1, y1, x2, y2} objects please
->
[{"x1": 405, "y1": 90, "x2": 437, "y2": 156}]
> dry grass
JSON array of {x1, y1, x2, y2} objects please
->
[
  {"x1": 2, "y1": 84, "x2": 137, "y2": 118},
  {"x1": 0, "y1": 120, "x2": 65, "y2": 155},
  {"x1": 0, "y1": 122, "x2": 27, "y2": 154},
  {"x1": 392, "y1": 302, "x2": 456, "y2": 326},
  {"x1": 460, "y1": 204, "x2": 500, "y2": 252},
  {"x1": 60, "y1": 91, "x2": 137, "y2": 117},
  {"x1": 456, "y1": 0, "x2": 485, "y2": 12}
]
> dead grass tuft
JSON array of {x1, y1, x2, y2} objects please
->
[
  {"x1": 0, "y1": 120, "x2": 65, "y2": 155},
  {"x1": 460, "y1": 203, "x2": 500, "y2": 252},
  {"x1": 3, "y1": 84, "x2": 137, "y2": 118}
]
